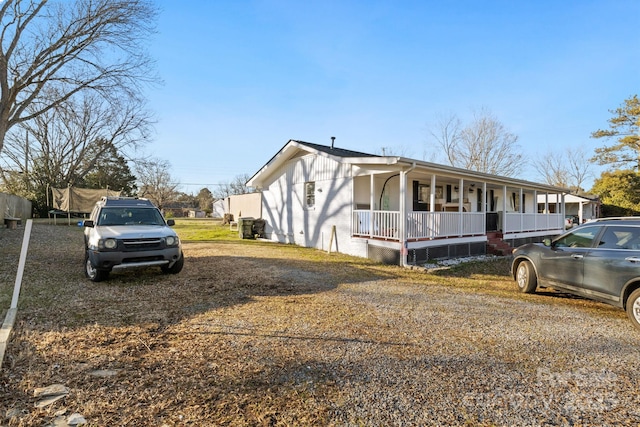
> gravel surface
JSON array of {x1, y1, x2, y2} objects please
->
[{"x1": 1, "y1": 222, "x2": 640, "y2": 426}]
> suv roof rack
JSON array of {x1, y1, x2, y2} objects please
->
[
  {"x1": 588, "y1": 217, "x2": 640, "y2": 222},
  {"x1": 99, "y1": 196, "x2": 154, "y2": 207}
]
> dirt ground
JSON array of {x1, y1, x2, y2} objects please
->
[{"x1": 1, "y1": 222, "x2": 640, "y2": 426}]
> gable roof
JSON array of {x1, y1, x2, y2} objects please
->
[
  {"x1": 292, "y1": 140, "x2": 378, "y2": 158},
  {"x1": 247, "y1": 139, "x2": 383, "y2": 187}
]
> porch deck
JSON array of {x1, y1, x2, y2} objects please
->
[{"x1": 352, "y1": 210, "x2": 564, "y2": 241}]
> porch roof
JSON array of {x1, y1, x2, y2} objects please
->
[
  {"x1": 248, "y1": 139, "x2": 570, "y2": 194},
  {"x1": 391, "y1": 157, "x2": 570, "y2": 193}
]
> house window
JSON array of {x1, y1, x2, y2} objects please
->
[{"x1": 305, "y1": 182, "x2": 315, "y2": 208}]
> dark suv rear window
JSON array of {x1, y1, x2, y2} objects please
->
[{"x1": 597, "y1": 226, "x2": 640, "y2": 250}]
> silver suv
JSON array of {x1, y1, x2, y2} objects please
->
[{"x1": 83, "y1": 197, "x2": 184, "y2": 282}]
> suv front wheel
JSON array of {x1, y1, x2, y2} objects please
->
[
  {"x1": 161, "y1": 252, "x2": 184, "y2": 274},
  {"x1": 85, "y1": 252, "x2": 109, "y2": 282}
]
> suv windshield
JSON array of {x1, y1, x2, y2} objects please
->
[{"x1": 97, "y1": 207, "x2": 165, "y2": 226}]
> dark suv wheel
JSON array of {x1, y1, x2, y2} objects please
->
[
  {"x1": 515, "y1": 260, "x2": 537, "y2": 293},
  {"x1": 85, "y1": 252, "x2": 109, "y2": 282},
  {"x1": 626, "y1": 288, "x2": 640, "y2": 330},
  {"x1": 161, "y1": 252, "x2": 184, "y2": 274}
]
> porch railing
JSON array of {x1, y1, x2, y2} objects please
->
[
  {"x1": 352, "y1": 210, "x2": 400, "y2": 239},
  {"x1": 353, "y1": 210, "x2": 564, "y2": 241},
  {"x1": 503, "y1": 212, "x2": 563, "y2": 233},
  {"x1": 406, "y1": 211, "x2": 485, "y2": 239}
]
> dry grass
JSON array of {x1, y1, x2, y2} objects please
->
[{"x1": 0, "y1": 221, "x2": 638, "y2": 426}]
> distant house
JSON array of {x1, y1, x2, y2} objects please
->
[
  {"x1": 188, "y1": 210, "x2": 206, "y2": 218},
  {"x1": 247, "y1": 140, "x2": 570, "y2": 265},
  {"x1": 537, "y1": 193, "x2": 600, "y2": 224},
  {"x1": 212, "y1": 199, "x2": 226, "y2": 218}
]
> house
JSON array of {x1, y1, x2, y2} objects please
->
[
  {"x1": 247, "y1": 139, "x2": 569, "y2": 266},
  {"x1": 537, "y1": 193, "x2": 600, "y2": 225},
  {"x1": 188, "y1": 210, "x2": 206, "y2": 218},
  {"x1": 227, "y1": 192, "x2": 262, "y2": 220},
  {"x1": 212, "y1": 199, "x2": 226, "y2": 218}
]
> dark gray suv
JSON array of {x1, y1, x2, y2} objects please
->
[
  {"x1": 511, "y1": 218, "x2": 640, "y2": 330},
  {"x1": 83, "y1": 197, "x2": 184, "y2": 282}
]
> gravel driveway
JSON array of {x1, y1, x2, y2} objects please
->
[{"x1": 1, "y1": 222, "x2": 639, "y2": 426}]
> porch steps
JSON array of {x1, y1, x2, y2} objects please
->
[{"x1": 486, "y1": 232, "x2": 513, "y2": 256}]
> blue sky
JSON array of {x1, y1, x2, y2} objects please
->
[{"x1": 146, "y1": 0, "x2": 639, "y2": 194}]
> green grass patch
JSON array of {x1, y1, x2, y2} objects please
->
[{"x1": 172, "y1": 218, "x2": 239, "y2": 241}]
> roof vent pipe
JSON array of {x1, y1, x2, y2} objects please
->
[{"x1": 331, "y1": 136, "x2": 335, "y2": 149}]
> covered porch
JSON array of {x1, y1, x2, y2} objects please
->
[
  {"x1": 352, "y1": 209, "x2": 564, "y2": 241},
  {"x1": 351, "y1": 165, "x2": 566, "y2": 244}
]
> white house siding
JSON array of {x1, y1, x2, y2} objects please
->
[
  {"x1": 212, "y1": 199, "x2": 226, "y2": 218},
  {"x1": 228, "y1": 192, "x2": 262, "y2": 219},
  {"x1": 260, "y1": 154, "x2": 368, "y2": 257}
]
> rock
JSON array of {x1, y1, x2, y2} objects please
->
[
  {"x1": 33, "y1": 384, "x2": 69, "y2": 408},
  {"x1": 5, "y1": 407, "x2": 23, "y2": 419},
  {"x1": 33, "y1": 384, "x2": 69, "y2": 398},
  {"x1": 35, "y1": 394, "x2": 67, "y2": 408},
  {"x1": 89, "y1": 369, "x2": 119, "y2": 377},
  {"x1": 67, "y1": 413, "x2": 87, "y2": 425}
]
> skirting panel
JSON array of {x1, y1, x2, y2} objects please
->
[
  {"x1": 368, "y1": 241, "x2": 486, "y2": 266},
  {"x1": 367, "y1": 245, "x2": 400, "y2": 265}
]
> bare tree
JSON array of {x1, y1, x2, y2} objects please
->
[
  {"x1": 533, "y1": 151, "x2": 593, "y2": 192},
  {"x1": 426, "y1": 112, "x2": 462, "y2": 165},
  {"x1": 0, "y1": 0, "x2": 157, "y2": 154},
  {"x1": 1, "y1": 91, "x2": 151, "y2": 187},
  {"x1": 376, "y1": 145, "x2": 414, "y2": 158},
  {"x1": 566, "y1": 150, "x2": 593, "y2": 192},
  {"x1": 214, "y1": 173, "x2": 255, "y2": 199},
  {"x1": 533, "y1": 152, "x2": 570, "y2": 187},
  {"x1": 136, "y1": 158, "x2": 179, "y2": 211},
  {"x1": 427, "y1": 108, "x2": 526, "y2": 177}
]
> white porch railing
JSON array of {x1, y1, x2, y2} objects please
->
[
  {"x1": 503, "y1": 212, "x2": 563, "y2": 233},
  {"x1": 406, "y1": 211, "x2": 485, "y2": 239},
  {"x1": 353, "y1": 210, "x2": 564, "y2": 241},
  {"x1": 352, "y1": 210, "x2": 400, "y2": 239}
]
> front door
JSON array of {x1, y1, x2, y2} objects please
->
[{"x1": 486, "y1": 212, "x2": 499, "y2": 232}]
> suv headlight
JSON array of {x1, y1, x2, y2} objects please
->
[
  {"x1": 99, "y1": 238, "x2": 118, "y2": 249},
  {"x1": 166, "y1": 236, "x2": 179, "y2": 246}
]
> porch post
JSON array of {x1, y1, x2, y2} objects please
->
[
  {"x1": 483, "y1": 182, "x2": 487, "y2": 236},
  {"x1": 533, "y1": 190, "x2": 538, "y2": 230},
  {"x1": 369, "y1": 174, "x2": 374, "y2": 238},
  {"x1": 502, "y1": 185, "x2": 507, "y2": 233},
  {"x1": 579, "y1": 201, "x2": 584, "y2": 224},
  {"x1": 459, "y1": 178, "x2": 464, "y2": 236},
  {"x1": 519, "y1": 187, "x2": 523, "y2": 231},
  {"x1": 430, "y1": 174, "x2": 436, "y2": 239},
  {"x1": 430, "y1": 174, "x2": 436, "y2": 212},
  {"x1": 399, "y1": 170, "x2": 407, "y2": 265},
  {"x1": 545, "y1": 193, "x2": 549, "y2": 229},
  {"x1": 483, "y1": 182, "x2": 487, "y2": 212}
]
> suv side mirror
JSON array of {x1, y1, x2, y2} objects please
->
[
  {"x1": 83, "y1": 220, "x2": 94, "y2": 228},
  {"x1": 542, "y1": 238, "x2": 552, "y2": 247},
  {"x1": 166, "y1": 219, "x2": 175, "y2": 226}
]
